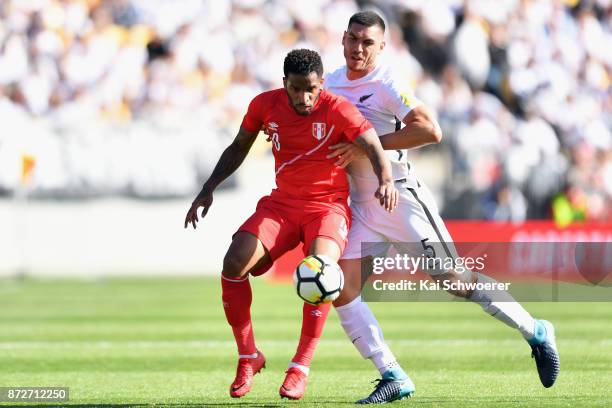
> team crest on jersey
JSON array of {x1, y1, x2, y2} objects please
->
[{"x1": 312, "y1": 122, "x2": 326, "y2": 140}]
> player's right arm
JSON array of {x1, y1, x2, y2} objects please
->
[
  {"x1": 184, "y1": 127, "x2": 259, "y2": 229},
  {"x1": 185, "y1": 94, "x2": 266, "y2": 229}
]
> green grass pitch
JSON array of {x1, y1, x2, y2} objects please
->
[{"x1": 0, "y1": 277, "x2": 610, "y2": 407}]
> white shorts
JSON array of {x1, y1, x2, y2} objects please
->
[{"x1": 341, "y1": 178, "x2": 457, "y2": 275}]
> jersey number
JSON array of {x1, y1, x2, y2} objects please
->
[
  {"x1": 421, "y1": 238, "x2": 435, "y2": 258},
  {"x1": 271, "y1": 132, "x2": 280, "y2": 151}
]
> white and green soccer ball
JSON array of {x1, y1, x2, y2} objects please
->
[{"x1": 293, "y1": 254, "x2": 344, "y2": 305}]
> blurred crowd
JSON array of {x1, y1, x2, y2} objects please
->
[{"x1": 0, "y1": 0, "x2": 609, "y2": 223}]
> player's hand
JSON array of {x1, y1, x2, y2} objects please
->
[
  {"x1": 184, "y1": 189, "x2": 214, "y2": 229},
  {"x1": 375, "y1": 181, "x2": 398, "y2": 212},
  {"x1": 327, "y1": 143, "x2": 366, "y2": 168}
]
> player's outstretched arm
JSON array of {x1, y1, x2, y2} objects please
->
[
  {"x1": 379, "y1": 105, "x2": 442, "y2": 150},
  {"x1": 184, "y1": 127, "x2": 259, "y2": 229},
  {"x1": 354, "y1": 128, "x2": 398, "y2": 212}
]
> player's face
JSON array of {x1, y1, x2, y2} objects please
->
[
  {"x1": 342, "y1": 23, "x2": 385, "y2": 79},
  {"x1": 283, "y1": 72, "x2": 324, "y2": 116}
]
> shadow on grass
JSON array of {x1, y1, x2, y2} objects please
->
[
  {"x1": 11, "y1": 402, "x2": 357, "y2": 407},
  {"x1": 10, "y1": 397, "x2": 598, "y2": 407}
]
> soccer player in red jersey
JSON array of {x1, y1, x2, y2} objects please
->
[{"x1": 184, "y1": 49, "x2": 398, "y2": 400}]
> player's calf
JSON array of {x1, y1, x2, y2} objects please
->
[{"x1": 285, "y1": 302, "x2": 330, "y2": 400}]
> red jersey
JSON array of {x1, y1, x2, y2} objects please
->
[{"x1": 241, "y1": 89, "x2": 372, "y2": 201}]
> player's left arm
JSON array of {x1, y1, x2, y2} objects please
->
[
  {"x1": 354, "y1": 128, "x2": 398, "y2": 212},
  {"x1": 328, "y1": 81, "x2": 442, "y2": 165},
  {"x1": 328, "y1": 105, "x2": 441, "y2": 165},
  {"x1": 378, "y1": 104, "x2": 442, "y2": 150},
  {"x1": 378, "y1": 78, "x2": 442, "y2": 148}
]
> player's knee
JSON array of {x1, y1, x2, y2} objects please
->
[
  {"x1": 222, "y1": 251, "x2": 250, "y2": 279},
  {"x1": 451, "y1": 287, "x2": 471, "y2": 298},
  {"x1": 333, "y1": 285, "x2": 360, "y2": 307},
  {"x1": 334, "y1": 258, "x2": 366, "y2": 307}
]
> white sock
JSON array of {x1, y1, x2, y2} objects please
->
[
  {"x1": 469, "y1": 273, "x2": 536, "y2": 339},
  {"x1": 371, "y1": 352, "x2": 401, "y2": 375},
  {"x1": 288, "y1": 362, "x2": 310, "y2": 375},
  {"x1": 239, "y1": 352, "x2": 258, "y2": 359},
  {"x1": 335, "y1": 296, "x2": 398, "y2": 375}
]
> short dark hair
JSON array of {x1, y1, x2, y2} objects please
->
[
  {"x1": 348, "y1": 11, "x2": 386, "y2": 32},
  {"x1": 283, "y1": 49, "x2": 324, "y2": 78}
]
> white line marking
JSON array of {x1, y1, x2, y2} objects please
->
[
  {"x1": 275, "y1": 125, "x2": 335, "y2": 176},
  {"x1": 0, "y1": 339, "x2": 608, "y2": 349}
]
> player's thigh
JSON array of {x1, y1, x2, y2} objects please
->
[
  {"x1": 308, "y1": 236, "x2": 342, "y2": 260},
  {"x1": 406, "y1": 190, "x2": 476, "y2": 288},
  {"x1": 302, "y1": 208, "x2": 349, "y2": 261},
  {"x1": 408, "y1": 184, "x2": 476, "y2": 295},
  {"x1": 399, "y1": 184, "x2": 454, "y2": 244},
  {"x1": 385, "y1": 186, "x2": 460, "y2": 274},
  {"x1": 341, "y1": 203, "x2": 388, "y2": 261},
  {"x1": 231, "y1": 200, "x2": 301, "y2": 277},
  {"x1": 337, "y1": 205, "x2": 387, "y2": 305},
  {"x1": 223, "y1": 231, "x2": 271, "y2": 278}
]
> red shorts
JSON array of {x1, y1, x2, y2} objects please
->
[{"x1": 236, "y1": 193, "x2": 351, "y2": 276}]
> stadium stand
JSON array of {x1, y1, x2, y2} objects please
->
[{"x1": 0, "y1": 0, "x2": 609, "y2": 222}]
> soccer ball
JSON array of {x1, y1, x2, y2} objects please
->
[{"x1": 293, "y1": 254, "x2": 344, "y2": 304}]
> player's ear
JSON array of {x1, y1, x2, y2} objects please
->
[
  {"x1": 341, "y1": 30, "x2": 347, "y2": 45},
  {"x1": 283, "y1": 77, "x2": 287, "y2": 88},
  {"x1": 379, "y1": 40, "x2": 386, "y2": 52}
]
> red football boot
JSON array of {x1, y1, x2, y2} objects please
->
[
  {"x1": 279, "y1": 367, "x2": 308, "y2": 400},
  {"x1": 229, "y1": 351, "x2": 266, "y2": 398}
]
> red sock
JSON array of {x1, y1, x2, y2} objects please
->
[
  {"x1": 291, "y1": 302, "x2": 332, "y2": 367},
  {"x1": 221, "y1": 275, "x2": 256, "y2": 356}
]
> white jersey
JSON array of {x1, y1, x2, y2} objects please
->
[{"x1": 325, "y1": 64, "x2": 422, "y2": 202}]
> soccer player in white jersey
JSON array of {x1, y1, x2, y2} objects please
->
[{"x1": 324, "y1": 11, "x2": 560, "y2": 404}]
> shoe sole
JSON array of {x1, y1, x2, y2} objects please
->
[
  {"x1": 279, "y1": 384, "x2": 304, "y2": 400},
  {"x1": 392, "y1": 390, "x2": 415, "y2": 403},
  {"x1": 356, "y1": 386, "x2": 415, "y2": 404},
  {"x1": 279, "y1": 390, "x2": 303, "y2": 400}
]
